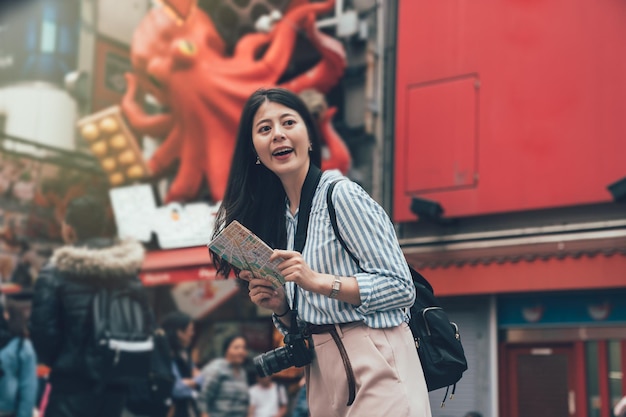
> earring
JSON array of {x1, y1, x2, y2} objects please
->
[
  {"x1": 308, "y1": 144, "x2": 313, "y2": 151},
  {"x1": 255, "y1": 156, "x2": 261, "y2": 165}
]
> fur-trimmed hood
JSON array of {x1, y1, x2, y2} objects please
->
[{"x1": 50, "y1": 238, "x2": 145, "y2": 280}]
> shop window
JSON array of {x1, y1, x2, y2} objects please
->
[
  {"x1": 40, "y1": 20, "x2": 56, "y2": 53},
  {"x1": 608, "y1": 341, "x2": 623, "y2": 415},
  {"x1": 586, "y1": 341, "x2": 601, "y2": 417},
  {"x1": 586, "y1": 340, "x2": 626, "y2": 417}
]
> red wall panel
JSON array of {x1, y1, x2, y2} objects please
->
[
  {"x1": 394, "y1": 0, "x2": 626, "y2": 222},
  {"x1": 405, "y1": 75, "x2": 478, "y2": 193}
]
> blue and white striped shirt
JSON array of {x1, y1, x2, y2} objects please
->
[{"x1": 273, "y1": 170, "x2": 415, "y2": 333}]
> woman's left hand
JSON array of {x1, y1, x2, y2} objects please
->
[
  {"x1": 270, "y1": 249, "x2": 320, "y2": 293},
  {"x1": 240, "y1": 271, "x2": 288, "y2": 313}
]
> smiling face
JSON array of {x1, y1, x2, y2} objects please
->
[
  {"x1": 224, "y1": 336, "x2": 248, "y2": 366},
  {"x1": 252, "y1": 100, "x2": 311, "y2": 181}
]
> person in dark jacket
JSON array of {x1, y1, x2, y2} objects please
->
[
  {"x1": 29, "y1": 195, "x2": 147, "y2": 417},
  {"x1": 161, "y1": 312, "x2": 202, "y2": 417}
]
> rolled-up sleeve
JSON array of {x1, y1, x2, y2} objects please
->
[
  {"x1": 331, "y1": 181, "x2": 415, "y2": 314},
  {"x1": 272, "y1": 314, "x2": 290, "y2": 335}
]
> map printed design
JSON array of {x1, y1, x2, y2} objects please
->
[{"x1": 207, "y1": 221, "x2": 285, "y2": 288}]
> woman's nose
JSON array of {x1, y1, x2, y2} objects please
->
[{"x1": 273, "y1": 125, "x2": 286, "y2": 141}]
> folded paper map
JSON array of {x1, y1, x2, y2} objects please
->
[{"x1": 207, "y1": 220, "x2": 285, "y2": 288}]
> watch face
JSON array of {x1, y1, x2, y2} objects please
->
[{"x1": 330, "y1": 276, "x2": 342, "y2": 298}]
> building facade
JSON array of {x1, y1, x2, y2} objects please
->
[{"x1": 389, "y1": 1, "x2": 626, "y2": 416}]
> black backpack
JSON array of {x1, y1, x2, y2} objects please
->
[
  {"x1": 326, "y1": 180, "x2": 468, "y2": 402},
  {"x1": 406, "y1": 268, "x2": 468, "y2": 395},
  {"x1": 86, "y1": 281, "x2": 155, "y2": 385},
  {"x1": 125, "y1": 328, "x2": 176, "y2": 416}
]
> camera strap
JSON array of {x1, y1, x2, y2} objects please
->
[{"x1": 290, "y1": 163, "x2": 323, "y2": 334}]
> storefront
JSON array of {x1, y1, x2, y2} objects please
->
[
  {"x1": 498, "y1": 290, "x2": 626, "y2": 417},
  {"x1": 401, "y1": 229, "x2": 626, "y2": 417}
]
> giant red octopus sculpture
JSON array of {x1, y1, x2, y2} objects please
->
[{"x1": 121, "y1": 0, "x2": 351, "y2": 203}]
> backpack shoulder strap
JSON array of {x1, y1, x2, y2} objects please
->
[
  {"x1": 326, "y1": 179, "x2": 362, "y2": 270},
  {"x1": 327, "y1": 179, "x2": 435, "y2": 295}
]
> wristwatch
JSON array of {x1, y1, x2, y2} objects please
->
[{"x1": 329, "y1": 275, "x2": 342, "y2": 299}]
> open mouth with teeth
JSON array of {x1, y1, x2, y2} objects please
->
[{"x1": 272, "y1": 148, "x2": 294, "y2": 157}]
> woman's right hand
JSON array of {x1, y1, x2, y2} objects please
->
[{"x1": 240, "y1": 271, "x2": 288, "y2": 314}]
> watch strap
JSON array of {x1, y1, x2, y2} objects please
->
[{"x1": 329, "y1": 275, "x2": 342, "y2": 299}]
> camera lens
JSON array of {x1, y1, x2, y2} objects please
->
[{"x1": 253, "y1": 346, "x2": 293, "y2": 377}]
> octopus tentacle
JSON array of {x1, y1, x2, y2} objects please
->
[
  {"x1": 254, "y1": 0, "x2": 336, "y2": 76},
  {"x1": 147, "y1": 125, "x2": 183, "y2": 176},
  {"x1": 121, "y1": 73, "x2": 174, "y2": 138},
  {"x1": 233, "y1": 32, "x2": 272, "y2": 60},
  {"x1": 319, "y1": 107, "x2": 351, "y2": 174},
  {"x1": 164, "y1": 130, "x2": 205, "y2": 203},
  {"x1": 165, "y1": 163, "x2": 204, "y2": 203},
  {"x1": 281, "y1": 14, "x2": 346, "y2": 93}
]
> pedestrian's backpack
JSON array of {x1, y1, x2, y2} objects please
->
[
  {"x1": 125, "y1": 328, "x2": 176, "y2": 415},
  {"x1": 86, "y1": 281, "x2": 154, "y2": 385},
  {"x1": 326, "y1": 180, "x2": 468, "y2": 405}
]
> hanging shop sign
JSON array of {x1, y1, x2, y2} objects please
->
[
  {"x1": 109, "y1": 183, "x2": 219, "y2": 249},
  {"x1": 170, "y1": 278, "x2": 239, "y2": 320}
]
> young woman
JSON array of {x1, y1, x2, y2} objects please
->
[
  {"x1": 211, "y1": 88, "x2": 432, "y2": 417},
  {"x1": 198, "y1": 335, "x2": 249, "y2": 417}
]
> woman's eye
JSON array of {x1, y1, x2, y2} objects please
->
[
  {"x1": 284, "y1": 120, "x2": 296, "y2": 126},
  {"x1": 258, "y1": 126, "x2": 271, "y2": 133}
]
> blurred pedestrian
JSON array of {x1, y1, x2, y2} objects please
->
[
  {"x1": 9, "y1": 240, "x2": 34, "y2": 290},
  {"x1": 0, "y1": 293, "x2": 38, "y2": 417},
  {"x1": 29, "y1": 195, "x2": 147, "y2": 417},
  {"x1": 198, "y1": 335, "x2": 249, "y2": 417},
  {"x1": 247, "y1": 375, "x2": 288, "y2": 417},
  {"x1": 290, "y1": 376, "x2": 308, "y2": 417},
  {"x1": 162, "y1": 312, "x2": 202, "y2": 417}
]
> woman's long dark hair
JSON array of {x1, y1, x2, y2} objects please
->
[{"x1": 212, "y1": 88, "x2": 323, "y2": 278}]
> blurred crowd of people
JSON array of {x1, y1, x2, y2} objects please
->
[{"x1": 0, "y1": 195, "x2": 306, "y2": 417}]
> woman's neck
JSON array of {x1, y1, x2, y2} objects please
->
[{"x1": 281, "y1": 162, "x2": 310, "y2": 216}]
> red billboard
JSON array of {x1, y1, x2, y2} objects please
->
[{"x1": 394, "y1": 0, "x2": 626, "y2": 222}]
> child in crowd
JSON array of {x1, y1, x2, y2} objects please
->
[{"x1": 248, "y1": 375, "x2": 287, "y2": 417}]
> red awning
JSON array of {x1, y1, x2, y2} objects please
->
[
  {"x1": 140, "y1": 266, "x2": 218, "y2": 286},
  {"x1": 142, "y1": 246, "x2": 211, "y2": 271},
  {"x1": 403, "y1": 232, "x2": 626, "y2": 296},
  {"x1": 140, "y1": 246, "x2": 218, "y2": 286},
  {"x1": 409, "y1": 252, "x2": 626, "y2": 297}
]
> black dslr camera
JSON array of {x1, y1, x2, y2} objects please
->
[{"x1": 253, "y1": 331, "x2": 313, "y2": 377}]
